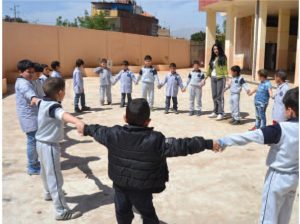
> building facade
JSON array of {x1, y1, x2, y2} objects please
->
[{"x1": 199, "y1": 0, "x2": 299, "y2": 84}]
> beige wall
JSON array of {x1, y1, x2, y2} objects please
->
[{"x1": 3, "y1": 22, "x2": 190, "y2": 81}]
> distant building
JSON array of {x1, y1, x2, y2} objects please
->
[
  {"x1": 157, "y1": 26, "x2": 170, "y2": 37},
  {"x1": 91, "y1": 1, "x2": 159, "y2": 36}
]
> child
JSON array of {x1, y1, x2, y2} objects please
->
[
  {"x1": 15, "y1": 59, "x2": 41, "y2": 175},
  {"x1": 72, "y1": 58, "x2": 90, "y2": 113},
  {"x1": 159, "y1": 63, "x2": 185, "y2": 114},
  {"x1": 94, "y1": 58, "x2": 113, "y2": 106},
  {"x1": 272, "y1": 70, "x2": 289, "y2": 124},
  {"x1": 81, "y1": 98, "x2": 215, "y2": 224},
  {"x1": 35, "y1": 77, "x2": 83, "y2": 220},
  {"x1": 224, "y1": 65, "x2": 250, "y2": 125},
  {"x1": 51, "y1": 61, "x2": 62, "y2": 78},
  {"x1": 248, "y1": 69, "x2": 273, "y2": 130},
  {"x1": 137, "y1": 55, "x2": 159, "y2": 110},
  {"x1": 39, "y1": 64, "x2": 51, "y2": 84},
  {"x1": 184, "y1": 60, "x2": 205, "y2": 116},
  {"x1": 216, "y1": 87, "x2": 299, "y2": 224},
  {"x1": 112, "y1": 60, "x2": 137, "y2": 107},
  {"x1": 33, "y1": 63, "x2": 46, "y2": 98}
]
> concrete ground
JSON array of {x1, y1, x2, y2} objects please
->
[{"x1": 3, "y1": 68, "x2": 299, "y2": 224}]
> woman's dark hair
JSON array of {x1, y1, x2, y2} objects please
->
[{"x1": 209, "y1": 43, "x2": 227, "y2": 69}]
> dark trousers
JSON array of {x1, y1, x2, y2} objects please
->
[
  {"x1": 74, "y1": 93, "x2": 86, "y2": 108},
  {"x1": 165, "y1": 96, "x2": 178, "y2": 110},
  {"x1": 121, "y1": 93, "x2": 132, "y2": 107},
  {"x1": 211, "y1": 77, "x2": 226, "y2": 114},
  {"x1": 114, "y1": 187, "x2": 159, "y2": 224}
]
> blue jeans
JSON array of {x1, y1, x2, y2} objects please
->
[
  {"x1": 255, "y1": 102, "x2": 268, "y2": 129},
  {"x1": 74, "y1": 93, "x2": 86, "y2": 108},
  {"x1": 26, "y1": 131, "x2": 40, "y2": 173}
]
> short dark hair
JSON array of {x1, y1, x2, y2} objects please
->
[
  {"x1": 193, "y1": 60, "x2": 200, "y2": 65},
  {"x1": 258, "y1": 69, "x2": 268, "y2": 78},
  {"x1": 122, "y1": 60, "x2": 129, "y2": 66},
  {"x1": 100, "y1": 58, "x2": 107, "y2": 63},
  {"x1": 169, "y1": 63, "x2": 176, "y2": 68},
  {"x1": 51, "y1": 61, "x2": 60, "y2": 70},
  {"x1": 126, "y1": 98, "x2": 150, "y2": 126},
  {"x1": 275, "y1": 69, "x2": 287, "y2": 82},
  {"x1": 231, "y1": 65, "x2": 241, "y2": 75},
  {"x1": 283, "y1": 87, "x2": 298, "y2": 117},
  {"x1": 144, "y1": 55, "x2": 152, "y2": 61},
  {"x1": 41, "y1": 64, "x2": 49, "y2": 70},
  {"x1": 17, "y1": 59, "x2": 34, "y2": 72},
  {"x1": 76, "y1": 58, "x2": 84, "y2": 67},
  {"x1": 33, "y1": 63, "x2": 44, "y2": 73},
  {"x1": 43, "y1": 77, "x2": 65, "y2": 99}
]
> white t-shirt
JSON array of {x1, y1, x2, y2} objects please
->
[{"x1": 211, "y1": 58, "x2": 218, "y2": 77}]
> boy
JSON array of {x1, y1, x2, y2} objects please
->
[
  {"x1": 39, "y1": 64, "x2": 51, "y2": 84},
  {"x1": 112, "y1": 60, "x2": 137, "y2": 107},
  {"x1": 51, "y1": 60, "x2": 62, "y2": 78},
  {"x1": 248, "y1": 69, "x2": 273, "y2": 130},
  {"x1": 94, "y1": 58, "x2": 113, "y2": 106},
  {"x1": 272, "y1": 69, "x2": 289, "y2": 124},
  {"x1": 72, "y1": 58, "x2": 90, "y2": 113},
  {"x1": 225, "y1": 65, "x2": 250, "y2": 125},
  {"x1": 35, "y1": 77, "x2": 83, "y2": 220},
  {"x1": 33, "y1": 63, "x2": 46, "y2": 98},
  {"x1": 159, "y1": 63, "x2": 185, "y2": 114},
  {"x1": 184, "y1": 60, "x2": 205, "y2": 116},
  {"x1": 216, "y1": 87, "x2": 299, "y2": 224},
  {"x1": 15, "y1": 59, "x2": 41, "y2": 175},
  {"x1": 137, "y1": 55, "x2": 159, "y2": 110},
  {"x1": 82, "y1": 98, "x2": 215, "y2": 224}
]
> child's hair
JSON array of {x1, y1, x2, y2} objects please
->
[
  {"x1": 231, "y1": 65, "x2": 241, "y2": 75},
  {"x1": 126, "y1": 98, "x2": 150, "y2": 126},
  {"x1": 283, "y1": 87, "x2": 298, "y2": 117},
  {"x1": 169, "y1": 63, "x2": 176, "y2": 68},
  {"x1": 76, "y1": 58, "x2": 85, "y2": 67},
  {"x1": 193, "y1": 60, "x2": 200, "y2": 65},
  {"x1": 17, "y1": 59, "x2": 34, "y2": 72},
  {"x1": 275, "y1": 69, "x2": 287, "y2": 82},
  {"x1": 43, "y1": 77, "x2": 65, "y2": 99},
  {"x1": 34, "y1": 63, "x2": 44, "y2": 73},
  {"x1": 100, "y1": 58, "x2": 107, "y2": 63},
  {"x1": 122, "y1": 60, "x2": 129, "y2": 66},
  {"x1": 41, "y1": 64, "x2": 49, "y2": 70},
  {"x1": 258, "y1": 69, "x2": 268, "y2": 78},
  {"x1": 51, "y1": 61, "x2": 60, "y2": 70},
  {"x1": 144, "y1": 55, "x2": 152, "y2": 61}
]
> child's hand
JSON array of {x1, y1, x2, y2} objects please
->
[
  {"x1": 199, "y1": 80, "x2": 205, "y2": 87},
  {"x1": 31, "y1": 97, "x2": 40, "y2": 106},
  {"x1": 181, "y1": 88, "x2": 186, "y2": 93},
  {"x1": 212, "y1": 140, "x2": 223, "y2": 152},
  {"x1": 75, "y1": 121, "x2": 85, "y2": 136}
]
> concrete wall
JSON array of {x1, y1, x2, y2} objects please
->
[{"x1": 3, "y1": 22, "x2": 190, "y2": 81}]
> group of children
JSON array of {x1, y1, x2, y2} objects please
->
[{"x1": 14, "y1": 56, "x2": 298, "y2": 224}]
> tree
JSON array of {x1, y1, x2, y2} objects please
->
[
  {"x1": 3, "y1": 15, "x2": 28, "y2": 23},
  {"x1": 56, "y1": 16, "x2": 78, "y2": 27},
  {"x1": 190, "y1": 31, "x2": 206, "y2": 42},
  {"x1": 77, "y1": 10, "x2": 111, "y2": 30}
]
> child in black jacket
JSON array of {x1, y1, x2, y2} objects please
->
[{"x1": 82, "y1": 98, "x2": 214, "y2": 224}]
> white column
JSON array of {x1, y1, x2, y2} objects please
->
[
  {"x1": 225, "y1": 7, "x2": 235, "y2": 69},
  {"x1": 295, "y1": 12, "x2": 299, "y2": 86},
  {"x1": 205, "y1": 10, "x2": 216, "y2": 71}
]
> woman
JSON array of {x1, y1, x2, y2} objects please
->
[{"x1": 205, "y1": 43, "x2": 228, "y2": 120}]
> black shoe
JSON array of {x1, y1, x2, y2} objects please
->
[
  {"x1": 164, "y1": 110, "x2": 169, "y2": 114},
  {"x1": 229, "y1": 118, "x2": 236, "y2": 123},
  {"x1": 81, "y1": 106, "x2": 90, "y2": 111},
  {"x1": 189, "y1": 111, "x2": 194, "y2": 116},
  {"x1": 120, "y1": 104, "x2": 125, "y2": 108},
  {"x1": 174, "y1": 110, "x2": 179, "y2": 114},
  {"x1": 75, "y1": 108, "x2": 82, "y2": 113},
  {"x1": 107, "y1": 102, "x2": 112, "y2": 105},
  {"x1": 196, "y1": 111, "x2": 201, "y2": 116},
  {"x1": 232, "y1": 120, "x2": 241, "y2": 125}
]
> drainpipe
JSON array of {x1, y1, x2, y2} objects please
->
[{"x1": 252, "y1": 0, "x2": 259, "y2": 81}]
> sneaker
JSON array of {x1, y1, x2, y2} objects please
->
[
  {"x1": 232, "y1": 120, "x2": 241, "y2": 125},
  {"x1": 216, "y1": 114, "x2": 223, "y2": 121},
  {"x1": 196, "y1": 111, "x2": 202, "y2": 116},
  {"x1": 189, "y1": 111, "x2": 194, "y2": 116},
  {"x1": 100, "y1": 102, "x2": 104, "y2": 106},
  {"x1": 164, "y1": 110, "x2": 169, "y2": 114},
  {"x1": 28, "y1": 170, "x2": 40, "y2": 176},
  {"x1": 74, "y1": 108, "x2": 82, "y2": 113},
  {"x1": 120, "y1": 104, "x2": 125, "y2": 108},
  {"x1": 229, "y1": 118, "x2": 235, "y2": 123},
  {"x1": 107, "y1": 102, "x2": 112, "y2": 105},
  {"x1": 249, "y1": 126, "x2": 257, "y2": 131},
  {"x1": 81, "y1": 106, "x2": 90, "y2": 111},
  {"x1": 208, "y1": 112, "x2": 217, "y2": 118},
  {"x1": 174, "y1": 110, "x2": 179, "y2": 114},
  {"x1": 55, "y1": 210, "x2": 82, "y2": 221}
]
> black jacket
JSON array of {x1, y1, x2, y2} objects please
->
[{"x1": 84, "y1": 124, "x2": 213, "y2": 193}]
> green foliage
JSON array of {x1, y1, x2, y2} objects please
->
[
  {"x1": 190, "y1": 31, "x2": 206, "y2": 42},
  {"x1": 56, "y1": 16, "x2": 78, "y2": 27},
  {"x1": 77, "y1": 10, "x2": 111, "y2": 30},
  {"x1": 3, "y1": 15, "x2": 28, "y2": 23}
]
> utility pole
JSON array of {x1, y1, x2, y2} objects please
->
[{"x1": 10, "y1": 4, "x2": 19, "y2": 21}]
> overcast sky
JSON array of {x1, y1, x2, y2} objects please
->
[{"x1": 3, "y1": 0, "x2": 225, "y2": 39}]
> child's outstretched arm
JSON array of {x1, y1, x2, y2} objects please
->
[
  {"x1": 218, "y1": 124, "x2": 282, "y2": 150},
  {"x1": 83, "y1": 124, "x2": 109, "y2": 145},
  {"x1": 62, "y1": 112, "x2": 85, "y2": 134},
  {"x1": 224, "y1": 78, "x2": 232, "y2": 91},
  {"x1": 248, "y1": 86, "x2": 258, "y2": 96},
  {"x1": 162, "y1": 136, "x2": 214, "y2": 157},
  {"x1": 112, "y1": 72, "x2": 121, "y2": 85}
]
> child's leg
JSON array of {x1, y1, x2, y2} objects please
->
[
  {"x1": 216, "y1": 78, "x2": 226, "y2": 114},
  {"x1": 261, "y1": 104, "x2": 268, "y2": 128},
  {"x1": 26, "y1": 131, "x2": 40, "y2": 174},
  {"x1": 255, "y1": 103, "x2": 262, "y2": 128},
  {"x1": 231, "y1": 94, "x2": 240, "y2": 120},
  {"x1": 211, "y1": 78, "x2": 218, "y2": 114},
  {"x1": 121, "y1": 93, "x2": 126, "y2": 107},
  {"x1": 189, "y1": 87, "x2": 195, "y2": 112},
  {"x1": 129, "y1": 191, "x2": 159, "y2": 224},
  {"x1": 148, "y1": 84, "x2": 154, "y2": 108},
  {"x1": 141, "y1": 83, "x2": 147, "y2": 100},
  {"x1": 196, "y1": 88, "x2": 202, "y2": 112},
  {"x1": 99, "y1": 86, "x2": 105, "y2": 105},
  {"x1": 107, "y1": 85, "x2": 112, "y2": 104},
  {"x1": 114, "y1": 188, "x2": 134, "y2": 224},
  {"x1": 80, "y1": 93, "x2": 86, "y2": 107},
  {"x1": 127, "y1": 93, "x2": 132, "y2": 104},
  {"x1": 37, "y1": 141, "x2": 51, "y2": 200},
  {"x1": 74, "y1": 94, "x2": 80, "y2": 109},
  {"x1": 172, "y1": 97, "x2": 178, "y2": 111},
  {"x1": 165, "y1": 96, "x2": 171, "y2": 111}
]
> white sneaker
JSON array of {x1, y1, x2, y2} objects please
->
[
  {"x1": 216, "y1": 114, "x2": 224, "y2": 120},
  {"x1": 56, "y1": 210, "x2": 82, "y2": 220},
  {"x1": 208, "y1": 112, "x2": 217, "y2": 118}
]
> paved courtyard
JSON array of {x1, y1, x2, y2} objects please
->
[{"x1": 3, "y1": 69, "x2": 299, "y2": 224}]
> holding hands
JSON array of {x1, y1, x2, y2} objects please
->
[{"x1": 212, "y1": 140, "x2": 224, "y2": 153}]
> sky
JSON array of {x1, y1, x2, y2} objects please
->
[{"x1": 3, "y1": 0, "x2": 225, "y2": 39}]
